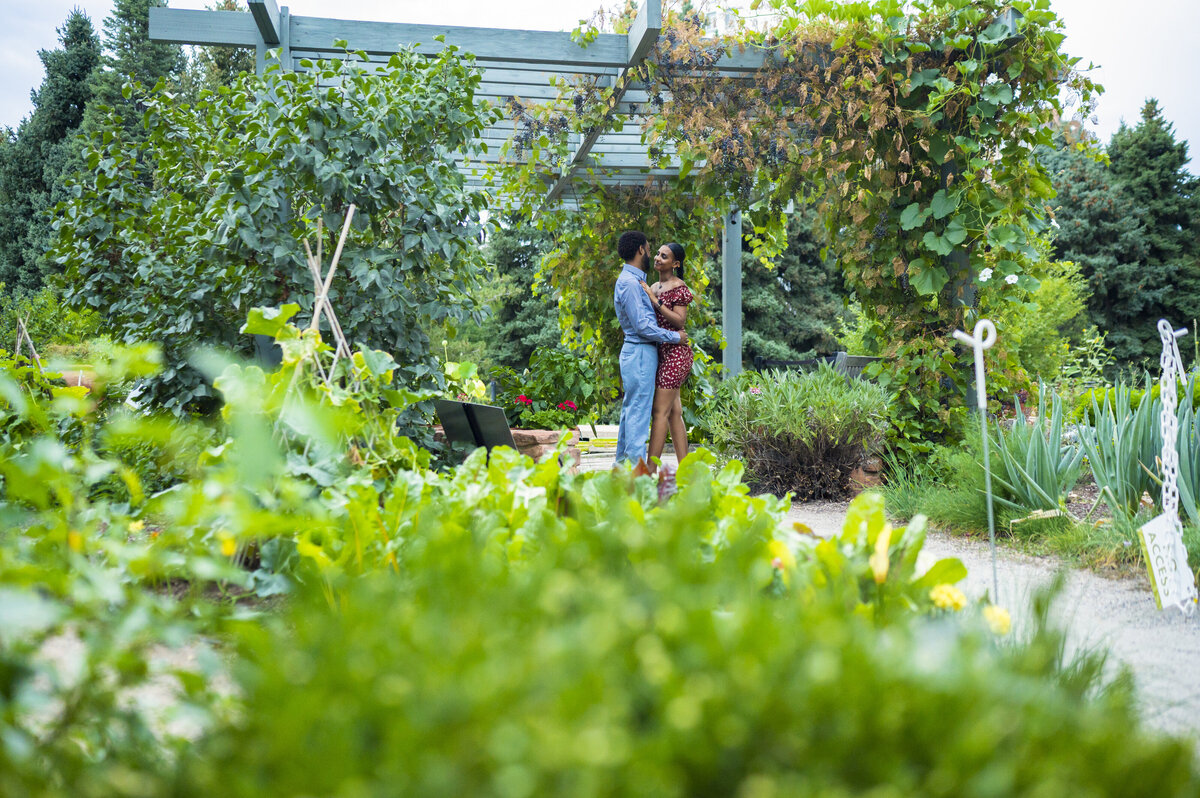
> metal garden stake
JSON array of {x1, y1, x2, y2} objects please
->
[{"x1": 954, "y1": 319, "x2": 999, "y2": 603}]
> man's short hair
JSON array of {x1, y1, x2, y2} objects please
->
[{"x1": 617, "y1": 231, "x2": 648, "y2": 262}]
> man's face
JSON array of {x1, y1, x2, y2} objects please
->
[{"x1": 640, "y1": 243, "x2": 652, "y2": 269}]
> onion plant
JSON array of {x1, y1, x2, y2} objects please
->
[
  {"x1": 989, "y1": 385, "x2": 1084, "y2": 513},
  {"x1": 1077, "y1": 380, "x2": 1163, "y2": 517}
]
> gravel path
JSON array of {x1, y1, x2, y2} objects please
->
[{"x1": 789, "y1": 500, "x2": 1200, "y2": 743}]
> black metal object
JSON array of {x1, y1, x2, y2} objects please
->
[
  {"x1": 434, "y1": 400, "x2": 517, "y2": 455},
  {"x1": 751, "y1": 351, "x2": 883, "y2": 380}
]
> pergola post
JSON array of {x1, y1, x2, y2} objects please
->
[{"x1": 722, "y1": 207, "x2": 742, "y2": 376}]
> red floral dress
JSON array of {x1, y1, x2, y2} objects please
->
[{"x1": 654, "y1": 284, "x2": 694, "y2": 389}]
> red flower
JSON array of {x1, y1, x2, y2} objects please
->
[
  {"x1": 557, "y1": 400, "x2": 577, "y2": 411},
  {"x1": 515, "y1": 395, "x2": 532, "y2": 406}
]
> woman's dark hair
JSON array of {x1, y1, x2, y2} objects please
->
[
  {"x1": 665, "y1": 242, "x2": 685, "y2": 278},
  {"x1": 617, "y1": 230, "x2": 648, "y2": 262}
]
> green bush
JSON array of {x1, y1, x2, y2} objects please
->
[
  {"x1": 0, "y1": 285, "x2": 101, "y2": 357},
  {"x1": 171, "y1": 496, "x2": 1197, "y2": 798},
  {"x1": 705, "y1": 364, "x2": 889, "y2": 499},
  {"x1": 990, "y1": 386, "x2": 1084, "y2": 514},
  {"x1": 492, "y1": 347, "x2": 598, "y2": 429}
]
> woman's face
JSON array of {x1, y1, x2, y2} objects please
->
[{"x1": 653, "y1": 245, "x2": 675, "y2": 271}]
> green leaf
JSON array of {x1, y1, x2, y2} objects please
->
[
  {"x1": 981, "y1": 82, "x2": 1014, "y2": 104},
  {"x1": 899, "y1": 202, "x2": 926, "y2": 230},
  {"x1": 242, "y1": 305, "x2": 301, "y2": 337},
  {"x1": 922, "y1": 231, "x2": 954, "y2": 257},
  {"x1": 930, "y1": 190, "x2": 958, "y2": 220},
  {"x1": 913, "y1": 557, "x2": 968, "y2": 591},
  {"x1": 944, "y1": 219, "x2": 967, "y2": 246},
  {"x1": 908, "y1": 258, "x2": 949, "y2": 295}
]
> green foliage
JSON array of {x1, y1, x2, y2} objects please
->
[
  {"x1": 1077, "y1": 381, "x2": 1163, "y2": 518},
  {"x1": 984, "y1": 258, "x2": 1089, "y2": 380},
  {"x1": 493, "y1": 348, "x2": 598, "y2": 428},
  {"x1": 707, "y1": 210, "x2": 848, "y2": 365},
  {"x1": 474, "y1": 219, "x2": 560, "y2": 372},
  {"x1": 0, "y1": 10, "x2": 100, "y2": 291},
  {"x1": 1041, "y1": 133, "x2": 1161, "y2": 368},
  {"x1": 1107, "y1": 100, "x2": 1200, "y2": 338},
  {"x1": 4, "y1": 322, "x2": 1200, "y2": 795},
  {"x1": 169, "y1": 490, "x2": 1199, "y2": 798},
  {"x1": 52, "y1": 48, "x2": 498, "y2": 414},
  {"x1": 706, "y1": 364, "x2": 888, "y2": 499},
  {"x1": 990, "y1": 387, "x2": 1084, "y2": 514},
  {"x1": 0, "y1": 286, "x2": 102, "y2": 355}
]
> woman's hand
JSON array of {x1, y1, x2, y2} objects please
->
[{"x1": 639, "y1": 280, "x2": 657, "y2": 304}]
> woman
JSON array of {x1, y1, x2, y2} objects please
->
[{"x1": 639, "y1": 242, "x2": 694, "y2": 471}]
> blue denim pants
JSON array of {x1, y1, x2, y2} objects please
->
[{"x1": 615, "y1": 340, "x2": 657, "y2": 465}]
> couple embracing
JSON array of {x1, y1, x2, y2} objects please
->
[{"x1": 613, "y1": 230, "x2": 695, "y2": 470}]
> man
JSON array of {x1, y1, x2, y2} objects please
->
[{"x1": 613, "y1": 230, "x2": 687, "y2": 466}]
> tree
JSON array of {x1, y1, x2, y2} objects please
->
[
  {"x1": 0, "y1": 10, "x2": 100, "y2": 291},
  {"x1": 1107, "y1": 99, "x2": 1200, "y2": 331},
  {"x1": 709, "y1": 210, "x2": 847, "y2": 366},
  {"x1": 177, "y1": 0, "x2": 256, "y2": 101},
  {"x1": 477, "y1": 220, "x2": 560, "y2": 372},
  {"x1": 81, "y1": 0, "x2": 186, "y2": 142},
  {"x1": 1040, "y1": 134, "x2": 1157, "y2": 366},
  {"x1": 51, "y1": 50, "x2": 498, "y2": 414}
]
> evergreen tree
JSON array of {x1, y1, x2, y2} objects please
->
[
  {"x1": 1107, "y1": 99, "x2": 1200, "y2": 329},
  {"x1": 178, "y1": 0, "x2": 255, "y2": 102},
  {"x1": 82, "y1": 0, "x2": 186, "y2": 141},
  {"x1": 477, "y1": 220, "x2": 560, "y2": 371},
  {"x1": 0, "y1": 10, "x2": 100, "y2": 290},
  {"x1": 710, "y1": 209, "x2": 846, "y2": 366},
  {"x1": 1040, "y1": 134, "x2": 1158, "y2": 366}
]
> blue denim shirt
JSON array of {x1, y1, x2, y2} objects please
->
[{"x1": 614, "y1": 263, "x2": 683, "y2": 345}]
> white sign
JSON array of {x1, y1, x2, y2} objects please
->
[{"x1": 1138, "y1": 513, "x2": 1198, "y2": 613}]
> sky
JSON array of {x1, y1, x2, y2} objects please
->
[{"x1": 3, "y1": 1, "x2": 1197, "y2": 172}]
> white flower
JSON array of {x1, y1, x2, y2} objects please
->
[
  {"x1": 978, "y1": 268, "x2": 993, "y2": 282},
  {"x1": 1005, "y1": 274, "x2": 1019, "y2": 285}
]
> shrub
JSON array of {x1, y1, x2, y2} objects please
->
[
  {"x1": 172, "y1": 495, "x2": 1198, "y2": 798},
  {"x1": 492, "y1": 347, "x2": 598, "y2": 429},
  {"x1": 989, "y1": 386, "x2": 1084, "y2": 514},
  {"x1": 0, "y1": 285, "x2": 101, "y2": 357},
  {"x1": 705, "y1": 364, "x2": 888, "y2": 499}
]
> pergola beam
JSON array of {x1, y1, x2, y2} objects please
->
[
  {"x1": 542, "y1": 0, "x2": 661, "y2": 207},
  {"x1": 248, "y1": 0, "x2": 281, "y2": 45}
]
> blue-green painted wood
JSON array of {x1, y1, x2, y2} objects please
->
[
  {"x1": 148, "y1": 7, "x2": 260, "y2": 47},
  {"x1": 248, "y1": 0, "x2": 280, "y2": 45},
  {"x1": 288, "y1": 15, "x2": 628, "y2": 65},
  {"x1": 627, "y1": 0, "x2": 661, "y2": 63},
  {"x1": 722, "y1": 208, "x2": 742, "y2": 376}
]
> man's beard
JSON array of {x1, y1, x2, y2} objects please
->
[{"x1": 642, "y1": 252, "x2": 651, "y2": 270}]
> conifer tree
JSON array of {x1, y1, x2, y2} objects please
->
[
  {"x1": 1107, "y1": 99, "x2": 1200, "y2": 330},
  {"x1": 0, "y1": 10, "x2": 100, "y2": 290},
  {"x1": 477, "y1": 221, "x2": 560, "y2": 371},
  {"x1": 1040, "y1": 134, "x2": 1159, "y2": 366}
]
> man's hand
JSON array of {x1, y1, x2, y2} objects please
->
[{"x1": 677, "y1": 330, "x2": 688, "y2": 344}]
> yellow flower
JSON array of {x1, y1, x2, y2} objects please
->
[
  {"x1": 219, "y1": 533, "x2": 238, "y2": 558},
  {"x1": 930, "y1": 583, "x2": 967, "y2": 612},
  {"x1": 768, "y1": 539, "x2": 796, "y2": 571},
  {"x1": 67, "y1": 530, "x2": 83, "y2": 553},
  {"x1": 869, "y1": 523, "x2": 892, "y2": 584},
  {"x1": 128, "y1": 520, "x2": 145, "y2": 533},
  {"x1": 983, "y1": 605, "x2": 1012, "y2": 635}
]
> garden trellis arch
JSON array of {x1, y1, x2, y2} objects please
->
[{"x1": 151, "y1": 0, "x2": 1019, "y2": 377}]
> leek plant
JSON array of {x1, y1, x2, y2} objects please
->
[
  {"x1": 990, "y1": 386, "x2": 1084, "y2": 513},
  {"x1": 1077, "y1": 380, "x2": 1164, "y2": 518}
]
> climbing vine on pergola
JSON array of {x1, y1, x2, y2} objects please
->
[{"x1": 496, "y1": 0, "x2": 1097, "y2": 452}]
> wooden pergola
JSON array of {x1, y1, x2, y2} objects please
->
[
  {"x1": 151, "y1": 1, "x2": 1018, "y2": 376},
  {"x1": 150, "y1": 0, "x2": 758, "y2": 374}
]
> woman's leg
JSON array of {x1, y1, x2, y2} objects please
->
[
  {"x1": 648, "y1": 386, "x2": 675, "y2": 471},
  {"x1": 669, "y1": 393, "x2": 689, "y2": 463}
]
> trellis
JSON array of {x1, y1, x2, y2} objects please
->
[{"x1": 151, "y1": 0, "x2": 1017, "y2": 376}]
